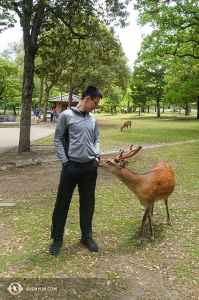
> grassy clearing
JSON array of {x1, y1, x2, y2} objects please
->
[
  {"x1": 32, "y1": 111, "x2": 199, "y2": 148},
  {"x1": 0, "y1": 113, "x2": 199, "y2": 299}
]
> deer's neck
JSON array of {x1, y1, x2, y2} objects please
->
[{"x1": 116, "y1": 167, "x2": 140, "y2": 192}]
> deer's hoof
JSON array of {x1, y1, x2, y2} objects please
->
[
  {"x1": 136, "y1": 240, "x2": 142, "y2": 246},
  {"x1": 150, "y1": 237, "x2": 155, "y2": 242}
]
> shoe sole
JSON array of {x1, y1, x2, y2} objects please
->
[{"x1": 50, "y1": 251, "x2": 60, "y2": 256}]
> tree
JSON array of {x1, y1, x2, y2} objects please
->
[
  {"x1": 0, "y1": 57, "x2": 21, "y2": 113},
  {"x1": 35, "y1": 21, "x2": 131, "y2": 117},
  {"x1": 164, "y1": 57, "x2": 199, "y2": 114},
  {"x1": 0, "y1": 0, "x2": 130, "y2": 152},
  {"x1": 131, "y1": 53, "x2": 165, "y2": 117},
  {"x1": 103, "y1": 86, "x2": 124, "y2": 114},
  {"x1": 35, "y1": 23, "x2": 125, "y2": 117},
  {"x1": 134, "y1": 0, "x2": 199, "y2": 118}
]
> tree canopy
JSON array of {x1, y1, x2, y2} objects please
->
[
  {"x1": 132, "y1": 0, "x2": 199, "y2": 118},
  {"x1": 0, "y1": 0, "x2": 131, "y2": 152}
]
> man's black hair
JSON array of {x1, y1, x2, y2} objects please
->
[{"x1": 82, "y1": 85, "x2": 103, "y2": 100}]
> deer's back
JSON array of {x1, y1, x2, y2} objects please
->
[{"x1": 128, "y1": 162, "x2": 175, "y2": 206}]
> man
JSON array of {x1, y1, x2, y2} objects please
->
[
  {"x1": 34, "y1": 107, "x2": 40, "y2": 124},
  {"x1": 50, "y1": 85, "x2": 103, "y2": 256}
]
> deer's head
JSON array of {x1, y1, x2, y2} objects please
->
[{"x1": 99, "y1": 145, "x2": 142, "y2": 172}]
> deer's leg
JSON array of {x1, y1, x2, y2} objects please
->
[
  {"x1": 148, "y1": 213, "x2": 155, "y2": 242},
  {"x1": 136, "y1": 206, "x2": 151, "y2": 246},
  {"x1": 164, "y1": 198, "x2": 172, "y2": 226},
  {"x1": 151, "y1": 204, "x2": 154, "y2": 217}
]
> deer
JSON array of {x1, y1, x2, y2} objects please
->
[
  {"x1": 99, "y1": 145, "x2": 175, "y2": 246},
  {"x1": 121, "y1": 120, "x2": 132, "y2": 132}
]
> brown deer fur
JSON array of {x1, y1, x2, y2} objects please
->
[
  {"x1": 121, "y1": 120, "x2": 132, "y2": 132},
  {"x1": 99, "y1": 148, "x2": 175, "y2": 246}
]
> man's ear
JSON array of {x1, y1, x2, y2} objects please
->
[{"x1": 86, "y1": 96, "x2": 90, "y2": 101}]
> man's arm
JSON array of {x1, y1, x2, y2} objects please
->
[
  {"x1": 54, "y1": 113, "x2": 68, "y2": 165},
  {"x1": 93, "y1": 121, "x2": 100, "y2": 161}
]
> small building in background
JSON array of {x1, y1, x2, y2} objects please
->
[{"x1": 48, "y1": 94, "x2": 81, "y2": 115}]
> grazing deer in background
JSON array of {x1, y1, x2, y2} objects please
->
[
  {"x1": 121, "y1": 120, "x2": 132, "y2": 132},
  {"x1": 99, "y1": 145, "x2": 175, "y2": 246}
]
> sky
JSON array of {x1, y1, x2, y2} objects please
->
[{"x1": 0, "y1": 8, "x2": 151, "y2": 70}]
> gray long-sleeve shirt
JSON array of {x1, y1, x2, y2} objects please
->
[{"x1": 54, "y1": 107, "x2": 100, "y2": 165}]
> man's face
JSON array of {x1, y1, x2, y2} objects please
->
[{"x1": 87, "y1": 96, "x2": 100, "y2": 111}]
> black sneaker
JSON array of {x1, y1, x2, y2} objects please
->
[
  {"x1": 81, "y1": 237, "x2": 98, "y2": 252},
  {"x1": 50, "y1": 238, "x2": 63, "y2": 256}
]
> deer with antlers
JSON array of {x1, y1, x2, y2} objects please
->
[
  {"x1": 99, "y1": 145, "x2": 175, "y2": 246},
  {"x1": 121, "y1": 120, "x2": 132, "y2": 132}
]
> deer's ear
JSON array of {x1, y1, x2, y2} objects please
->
[
  {"x1": 107, "y1": 159, "x2": 115, "y2": 165},
  {"x1": 123, "y1": 161, "x2": 129, "y2": 167}
]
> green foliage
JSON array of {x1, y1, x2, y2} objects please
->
[
  {"x1": 136, "y1": 0, "x2": 199, "y2": 59},
  {"x1": 131, "y1": 56, "x2": 165, "y2": 115},
  {"x1": 164, "y1": 57, "x2": 199, "y2": 108},
  {"x1": 0, "y1": 0, "x2": 131, "y2": 152},
  {"x1": 133, "y1": 0, "x2": 199, "y2": 118},
  {"x1": 0, "y1": 57, "x2": 21, "y2": 108},
  {"x1": 36, "y1": 22, "x2": 131, "y2": 98}
]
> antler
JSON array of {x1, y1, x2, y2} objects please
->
[{"x1": 115, "y1": 145, "x2": 142, "y2": 162}]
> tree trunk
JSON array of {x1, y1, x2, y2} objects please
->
[
  {"x1": 17, "y1": 3, "x2": 45, "y2": 153},
  {"x1": 197, "y1": 96, "x2": 199, "y2": 119},
  {"x1": 38, "y1": 77, "x2": 44, "y2": 114},
  {"x1": 185, "y1": 104, "x2": 190, "y2": 116},
  {"x1": 156, "y1": 96, "x2": 161, "y2": 117},
  {"x1": 69, "y1": 75, "x2": 73, "y2": 108},
  {"x1": 43, "y1": 87, "x2": 50, "y2": 121},
  {"x1": 18, "y1": 40, "x2": 36, "y2": 153}
]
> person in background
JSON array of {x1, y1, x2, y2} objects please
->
[
  {"x1": 52, "y1": 107, "x2": 57, "y2": 123},
  {"x1": 50, "y1": 85, "x2": 102, "y2": 256},
  {"x1": 50, "y1": 108, "x2": 54, "y2": 123},
  {"x1": 34, "y1": 107, "x2": 40, "y2": 124}
]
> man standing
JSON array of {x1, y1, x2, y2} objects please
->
[
  {"x1": 50, "y1": 85, "x2": 103, "y2": 256},
  {"x1": 34, "y1": 107, "x2": 40, "y2": 124}
]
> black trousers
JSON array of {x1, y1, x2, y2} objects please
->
[{"x1": 51, "y1": 159, "x2": 98, "y2": 240}]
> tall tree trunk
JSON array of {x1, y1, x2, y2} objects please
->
[
  {"x1": 38, "y1": 77, "x2": 44, "y2": 114},
  {"x1": 43, "y1": 87, "x2": 50, "y2": 122},
  {"x1": 197, "y1": 96, "x2": 199, "y2": 119},
  {"x1": 156, "y1": 96, "x2": 161, "y2": 117},
  {"x1": 18, "y1": 33, "x2": 36, "y2": 153},
  {"x1": 69, "y1": 75, "x2": 73, "y2": 108},
  {"x1": 16, "y1": 3, "x2": 45, "y2": 153}
]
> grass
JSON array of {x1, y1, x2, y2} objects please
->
[
  {"x1": 33, "y1": 111, "x2": 199, "y2": 148},
  {"x1": 0, "y1": 112, "x2": 199, "y2": 299}
]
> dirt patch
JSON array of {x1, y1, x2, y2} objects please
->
[
  {"x1": 0, "y1": 146, "x2": 59, "y2": 203},
  {"x1": 0, "y1": 145, "x2": 116, "y2": 203}
]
